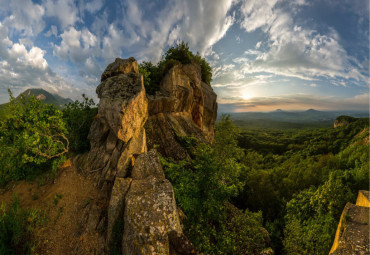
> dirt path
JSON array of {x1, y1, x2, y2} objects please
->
[{"x1": 0, "y1": 159, "x2": 102, "y2": 255}]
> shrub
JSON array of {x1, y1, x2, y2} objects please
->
[
  {"x1": 62, "y1": 94, "x2": 97, "y2": 153},
  {"x1": 0, "y1": 197, "x2": 46, "y2": 254},
  {"x1": 138, "y1": 41, "x2": 213, "y2": 95},
  {"x1": 0, "y1": 90, "x2": 68, "y2": 185}
]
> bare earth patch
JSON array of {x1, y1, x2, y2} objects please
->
[{"x1": 0, "y1": 159, "x2": 102, "y2": 255}]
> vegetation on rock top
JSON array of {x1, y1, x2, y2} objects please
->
[{"x1": 139, "y1": 41, "x2": 212, "y2": 95}]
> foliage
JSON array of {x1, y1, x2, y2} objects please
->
[
  {"x1": 235, "y1": 117, "x2": 369, "y2": 254},
  {"x1": 0, "y1": 90, "x2": 68, "y2": 185},
  {"x1": 161, "y1": 116, "x2": 266, "y2": 254},
  {"x1": 0, "y1": 197, "x2": 46, "y2": 254},
  {"x1": 139, "y1": 41, "x2": 213, "y2": 95},
  {"x1": 164, "y1": 41, "x2": 193, "y2": 65},
  {"x1": 62, "y1": 94, "x2": 97, "y2": 153}
]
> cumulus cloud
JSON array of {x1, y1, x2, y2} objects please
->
[
  {"x1": 1, "y1": 0, "x2": 45, "y2": 36},
  {"x1": 43, "y1": 0, "x2": 79, "y2": 28},
  {"x1": 54, "y1": 27, "x2": 98, "y2": 63},
  {"x1": 0, "y1": 22, "x2": 76, "y2": 103}
]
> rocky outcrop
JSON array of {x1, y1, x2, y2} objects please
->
[
  {"x1": 74, "y1": 57, "x2": 216, "y2": 254},
  {"x1": 334, "y1": 116, "x2": 356, "y2": 128},
  {"x1": 146, "y1": 63, "x2": 217, "y2": 160},
  {"x1": 329, "y1": 190, "x2": 370, "y2": 255}
]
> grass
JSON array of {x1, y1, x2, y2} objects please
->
[
  {"x1": 0, "y1": 197, "x2": 47, "y2": 254},
  {"x1": 53, "y1": 193, "x2": 62, "y2": 206}
]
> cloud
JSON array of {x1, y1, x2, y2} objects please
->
[
  {"x1": 54, "y1": 27, "x2": 98, "y2": 63},
  {"x1": 0, "y1": 22, "x2": 76, "y2": 103},
  {"x1": 1, "y1": 0, "x2": 45, "y2": 36},
  {"x1": 85, "y1": 0, "x2": 104, "y2": 14},
  {"x1": 218, "y1": 93, "x2": 370, "y2": 112},
  {"x1": 44, "y1": 25, "x2": 58, "y2": 37},
  {"x1": 238, "y1": 0, "x2": 368, "y2": 84},
  {"x1": 43, "y1": 0, "x2": 79, "y2": 28}
]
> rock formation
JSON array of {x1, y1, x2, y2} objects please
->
[
  {"x1": 329, "y1": 190, "x2": 369, "y2": 255},
  {"x1": 146, "y1": 63, "x2": 217, "y2": 160},
  {"x1": 74, "y1": 57, "x2": 217, "y2": 254},
  {"x1": 333, "y1": 115, "x2": 357, "y2": 128}
]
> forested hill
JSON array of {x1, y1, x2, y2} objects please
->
[
  {"x1": 0, "y1": 88, "x2": 73, "y2": 110},
  {"x1": 225, "y1": 110, "x2": 369, "y2": 129},
  {"x1": 233, "y1": 115, "x2": 369, "y2": 254}
]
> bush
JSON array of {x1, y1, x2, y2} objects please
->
[
  {"x1": 62, "y1": 94, "x2": 97, "y2": 153},
  {"x1": 0, "y1": 197, "x2": 46, "y2": 254},
  {"x1": 160, "y1": 117, "x2": 267, "y2": 254},
  {"x1": 0, "y1": 90, "x2": 68, "y2": 185}
]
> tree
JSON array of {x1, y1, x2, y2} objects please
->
[
  {"x1": 0, "y1": 90, "x2": 68, "y2": 185},
  {"x1": 62, "y1": 94, "x2": 97, "y2": 153}
]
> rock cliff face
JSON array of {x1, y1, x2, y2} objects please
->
[
  {"x1": 146, "y1": 63, "x2": 217, "y2": 160},
  {"x1": 74, "y1": 57, "x2": 217, "y2": 254},
  {"x1": 329, "y1": 190, "x2": 369, "y2": 255}
]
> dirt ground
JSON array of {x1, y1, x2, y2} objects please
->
[{"x1": 0, "y1": 159, "x2": 103, "y2": 255}]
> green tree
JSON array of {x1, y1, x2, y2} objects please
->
[
  {"x1": 62, "y1": 94, "x2": 97, "y2": 153},
  {"x1": 0, "y1": 90, "x2": 68, "y2": 185}
]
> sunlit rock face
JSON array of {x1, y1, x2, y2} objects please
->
[
  {"x1": 330, "y1": 190, "x2": 370, "y2": 255},
  {"x1": 74, "y1": 57, "x2": 216, "y2": 254},
  {"x1": 146, "y1": 63, "x2": 217, "y2": 160}
]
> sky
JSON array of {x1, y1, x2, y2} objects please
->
[{"x1": 0, "y1": 0, "x2": 368, "y2": 112}]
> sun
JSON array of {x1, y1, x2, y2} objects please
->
[{"x1": 242, "y1": 92, "x2": 252, "y2": 100}]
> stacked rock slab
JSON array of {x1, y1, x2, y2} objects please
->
[
  {"x1": 75, "y1": 57, "x2": 216, "y2": 254},
  {"x1": 329, "y1": 190, "x2": 370, "y2": 255}
]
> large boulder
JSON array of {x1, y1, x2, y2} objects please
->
[{"x1": 123, "y1": 176, "x2": 182, "y2": 254}]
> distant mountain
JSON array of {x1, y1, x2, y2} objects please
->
[
  {"x1": 17, "y1": 88, "x2": 73, "y2": 108},
  {"x1": 305, "y1": 108, "x2": 320, "y2": 113},
  {"x1": 220, "y1": 109, "x2": 369, "y2": 129}
]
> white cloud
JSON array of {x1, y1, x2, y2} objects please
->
[
  {"x1": 85, "y1": 0, "x2": 104, "y2": 14},
  {"x1": 0, "y1": 22, "x2": 76, "y2": 103},
  {"x1": 1, "y1": 0, "x2": 45, "y2": 36},
  {"x1": 43, "y1": 0, "x2": 79, "y2": 28},
  {"x1": 238, "y1": 0, "x2": 368, "y2": 84},
  {"x1": 45, "y1": 25, "x2": 58, "y2": 37},
  {"x1": 54, "y1": 27, "x2": 98, "y2": 63}
]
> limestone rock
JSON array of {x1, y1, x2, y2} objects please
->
[
  {"x1": 107, "y1": 177, "x2": 132, "y2": 244},
  {"x1": 330, "y1": 191, "x2": 370, "y2": 255},
  {"x1": 145, "y1": 63, "x2": 217, "y2": 160},
  {"x1": 123, "y1": 176, "x2": 182, "y2": 254},
  {"x1": 356, "y1": 190, "x2": 370, "y2": 207},
  {"x1": 131, "y1": 149, "x2": 165, "y2": 179},
  {"x1": 116, "y1": 128, "x2": 147, "y2": 178},
  {"x1": 145, "y1": 113, "x2": 206, "y2": 160},
  {"x1": 101, "y1": 57, "x2": 139, "y2": 82},
  {"x1": 95, "y1": 73, "x2": 148, "y2": 143}
]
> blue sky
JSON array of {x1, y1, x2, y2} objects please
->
[{"x1": 0, "y1": 0, "x2": 368, "y2": 112}]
